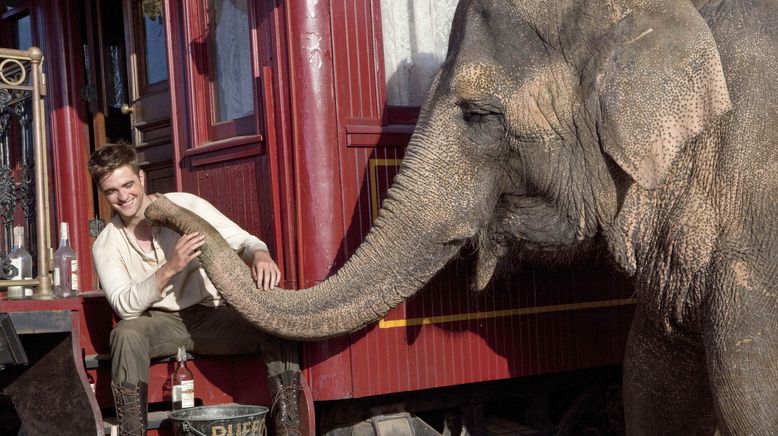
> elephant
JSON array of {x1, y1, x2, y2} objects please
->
[{"x1": 146, "y1": 0, "x2": 778, "y2": 434}]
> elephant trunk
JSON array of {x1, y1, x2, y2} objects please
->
[{"x1": 145, "y1": 189, "x2": 463, "y2": 340}]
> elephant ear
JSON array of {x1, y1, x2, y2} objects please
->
[{"x1": 598, "y1": 4, "x2": 731, "y2": 189}]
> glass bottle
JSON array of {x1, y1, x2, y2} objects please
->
[
  {"x1": 53, "y1": 222, "x2": 79, "y2": 298},
  {"x1": 171, "y1": 346, "x2": 194, "y2": 410},
  {"x1": 7, "y1": 226, "x2": 32, "y2": 299}
]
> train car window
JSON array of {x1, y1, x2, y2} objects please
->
[
  {"x1": 207, "y1": 0, "x2": 253, "y2": 123},
  {"x1": 380, "y1": 0, "x2": 456, "y2": 108},
  {"x1": 1, "y1": 0, "x2": 33, "y2": 51},
  {"x1": 141, "y1": 3, "x2": 167, "y2": 86},
  {"x1": 181, "y1": 0, "x2": 259, "y2": 145},
  {"x1": 12, "y1": 14, "x2": 30, "y2": 49}
]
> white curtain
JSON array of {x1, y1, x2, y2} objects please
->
[
  {"x1": 212, "y1": 0, "x2": 253, "y2": 121},
  {"x1": 380, "y1": 0, "x2": 458, "y2": 106}
]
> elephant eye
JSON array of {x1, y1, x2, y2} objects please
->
[
  {"x1": 463, "y1": 111, "x2": 492, "y2": 124},
  {"x1": 461, "y1": 103, "x2": 506, "y2": 144},
  {"x1": 461, "y1": 103, "x2": 503, "y2": 125}
]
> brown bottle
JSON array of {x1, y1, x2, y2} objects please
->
[{"x1": 171, "y1": 346, "x2": 194, "y2": 410}]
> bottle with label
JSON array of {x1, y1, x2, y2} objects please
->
[
  {"x1": 53, "y1": 222, "x2": 78, "y2": 298},
  {"x1": 7, "y1": 226, "x2": 32, "y2": 299},
  {"x1": 171, "y1": 346, "x2": 194, "y2": 410}
]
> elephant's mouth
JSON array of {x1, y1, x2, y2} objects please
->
[{"x1": 472, "y1": 193, "x2": 599, "y2": 289}]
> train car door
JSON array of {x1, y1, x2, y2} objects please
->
[
  {"x1": 119, "y1": 0, "x2": 174, "y2": 193},
  {"x1": 83, "y1": 0, "x2": 174, "y2": 226}
]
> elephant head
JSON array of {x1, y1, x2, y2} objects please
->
[{"x1": 146, "y1": 0, "x2": 731, "y2": 340}]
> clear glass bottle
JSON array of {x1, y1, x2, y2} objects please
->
[
  {"x1": 171, "y1": 346, "x2": 194, "y2": 410},
  {"x1": 7, "y1": 226, "x2": 32, "y2": 299},
  {"x1": 53, "y1": 222, "x2": 78, "y2": 298}
]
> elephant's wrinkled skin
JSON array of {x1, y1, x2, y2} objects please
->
[{"x1": 146, "y1": 0, "x2": 778, "y2": 433}]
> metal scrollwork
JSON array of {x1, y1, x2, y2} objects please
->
[
  {"x1": 15, "y1": 99, "x2": 34, "y2": 223},
  {"x1": 0, "y1": 88, "x2": 10, "y2": 110},
  {"x1": 0, "y1": 110, "x2": 10, "y2": 138},
  {"x1": 0, "y1": 58, "x2": 26, "y2": 87},
  {"x1": 0, "y1": 166, "x2": 16, "y2": 253},
  {"x1": 0, "y1": 89, "x2": 11, "y2": 140},
  {"x1": 0, "y1": 89, "x2": 11, "y2": 262},
  {"x1": 0, "y1": 255, "x2": 17, "y2": 280},
  {"x1": 14, "y1": 98, "x2": 31, "y2": 127},
  {"x1": 20, "y1": 160, "x2": 34, "y2": 220}
]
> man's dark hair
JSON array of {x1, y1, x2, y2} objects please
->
[{"x1": 88, "y1": 143, "x2": 140, "y2": 183}]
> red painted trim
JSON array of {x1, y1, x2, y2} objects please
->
[
  {"x1": 345, "y1": 123, "x2": 414, "y2": 135},
  {"x1": 264, "y1": 0, "x2": 299, "y2": 291},
  {"x1": 260, "y1": 65, "x2": 287, "y2": 284},
  {"x1": 163, "y1": 0, "x2": 189, "y2": 192},
  {"x1": 182, "y1": 135, "x2": 263, "y2": 157},
  {"x1": 186, "y1": 141, "x2": 261, "y2": 168},
  {"x1": 251, "y1": 3, "x2": 291, "y2": 286},
  {"x1": 369, "y1": 0, "x2": 389, "y2": 125},
  {"x1": 0, "y1": 296, "x2": 83, "y2": 312},
  {"x1": 37, "y1": 0, "x2": 96, "y2": 290},
  {"x1": 346, "y1": 132, "x2": 412, "y2": 147},
  {"x1": 344, "y1": 122, "x2": 413, "y2": 147},
  {"x1": 186, "y1": 0, "x2": 210, "y2": 148},
  {"x1": 210, "y1": 115, "x2": 256, "y2": 139}
]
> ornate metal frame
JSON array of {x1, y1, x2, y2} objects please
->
[{"x1": 0, "y1": 47, "x2": 53, "y2": 299}]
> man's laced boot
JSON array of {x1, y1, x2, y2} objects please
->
[
  {"x1": 111, "y1": 381, "x2": 148, "y2": 436},
  {"x1": 268, "y1": 370, "x2": 304, "y2": 436}
]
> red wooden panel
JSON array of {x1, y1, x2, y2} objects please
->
[
  {"x1": 78, "y1": 293, "x2": 115, "y2": 356},
  {"x1": 188, "y1": 156, "x2": 269, "y2": 247},
  {"x1": 304, "y1": 335, "x2": 357, "y2": 400},
  {"x1": 330, "y1": 0, "x2": 384, "y2": 125}
]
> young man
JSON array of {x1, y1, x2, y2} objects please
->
[{"x1": 88, "y1": 144, "x2": 304, "y2": 436}]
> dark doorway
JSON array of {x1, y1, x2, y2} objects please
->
[{"x1": 80, "y1": 0, "x2": 175, "y2": 225}]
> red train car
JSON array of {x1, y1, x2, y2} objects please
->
[{"x1": 0, "y1": 1, "x2": 634, "y2": 434}]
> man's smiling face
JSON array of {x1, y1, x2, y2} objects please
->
[{"x1": 98, "y1": 165, "x2": 148, "y2": 224}]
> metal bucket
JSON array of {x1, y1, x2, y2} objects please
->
[{"x1": 169, "y1": 404, "x2": 268, "y2": 436}]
